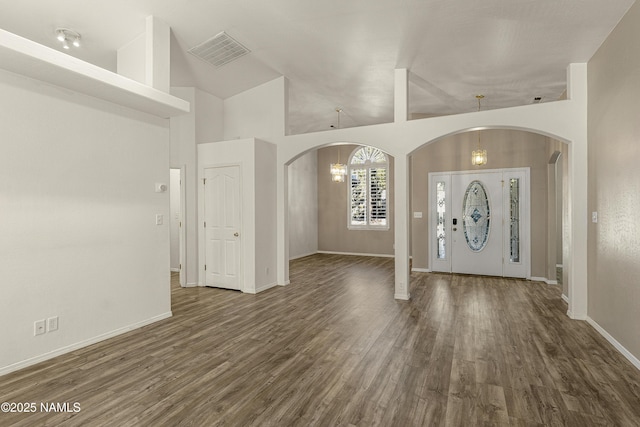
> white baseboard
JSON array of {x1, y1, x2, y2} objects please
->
[
  {"x1": 317, "y1": 250, "x2": 394, "y2": 258},
  {"x1": 411, "y1": 268, "x2": 431, "y2": 273},
  {"x1": 586, "y1": 317, "x2": 640, "y2": 371},
  {"x1": 170, "y1": 268, "x2": 180, "y2": 273},
  {"x1": 561, "y1": 294, "x2": 569, "y2": 304},
  {"x1": 289, "y1": 251, "x2": 318, "y2": 261},
  {"x1": 556, "y1": 264, "x2": 563, "y2": 268},
  {"x1": 182, "y1": 282, "x2": 198, "y2": 288},
  {"x1": 0, "y1": 311, "x2": 173, "y2": 377},
  {"x1": 279, "y1": 280, "x2": 291, "y2": 286},
  {"x1": 394, "y1": 293, "x2": 411, "y2": 300},
  {"x1": 255, "y1": 282, "x2": 278, "y2": 294},
  {"x1": 530, "y1": 276, "x2": 557, "y2": 285}
]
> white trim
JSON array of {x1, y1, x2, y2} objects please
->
[
  {"x1": 411, "y1": 268, "x2": 431, "y2": 273},
  {"x1": 530, "y1": 276, "x2": 557, "y2": 285},
  {"x1": 254, "y1": 282, "x2": 278, "y2": 294},
  {"x1": 556, "y1": 264, "x2": 563, "y2": 268},
  {"x1": 394, "y1": 292, "x2": 410, "y2": 300},
  {"x1": 183, "y1": 282, "x2": 198, "y2": 288},
  {"x1": 279, "y1": 280, "x2": 291, "y2": 286},
  {"x1": 317, "y1": 250, "x2": 394, "y2": 258},
  {"x1": 561, "y1": 294, "x2": 569, "y2": 303},
  {"x1": 0, "y1": 29, "x2": 189, "y2": 118},
  {"x1": 586, "y1": 317, "x2": 640, "y2": 372},
  {"x1": 289, "y1": 251, "x2": 318, "y2": 261},
  {"x1": 0, "y1": 312, "x2": 172, "y2": 377},
  {"x1": 170, "y1": 268, "x2": 180, "y2": 273}
]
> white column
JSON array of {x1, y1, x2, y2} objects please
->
[
  {"x1": 394, "y1": 69, "x2": 408, "y2": 123},
  {"x1": 566, "y1": 63, "x2": 588, "y2": 320},
  {"x1": 145, "y1": 16, "x2": 170, "y2": 93},
  {"x1": 394, "y1": 153, "x2": 410, "y2": 300},
  {"x1": 277, "y1": 160, "x2": 290, "y2": 286}
]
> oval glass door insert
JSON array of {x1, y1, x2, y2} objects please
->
[{"x1": 462, "y1": 180, "x2": 490, "y2": 251}]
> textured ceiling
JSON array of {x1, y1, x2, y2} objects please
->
[{"x1": 0, "y1": 0, "x2": 634, "y2": 134}]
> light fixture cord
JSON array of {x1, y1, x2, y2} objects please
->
[
  {"x1": 476, "y1": 95, "x2": 483, "y2": 149},
  {"x1": 336, "y1": 108, "x2": 342, "y2": 163}
]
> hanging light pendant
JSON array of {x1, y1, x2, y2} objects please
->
[
  {"x1": 471, "y1": 95, "x2": 487, "y2": 166},
  {"x1": 330, "y1": 108, "x2": 347, "y2": 182}
]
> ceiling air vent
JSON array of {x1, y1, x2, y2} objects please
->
[{"x1": 188, "y1": 32, "x2": 250, "y2": 67}]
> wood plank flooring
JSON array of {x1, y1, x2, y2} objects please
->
[{"x1": 1, "y1": 254, "x2": 640, "y2": 426}]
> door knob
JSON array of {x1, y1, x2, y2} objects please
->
[
  {"x1": 234, "y1": 232, "x2": 239, "y2": 237},
  {"x1": 453, "y1": 227, "x2": 457, "y2": 231}
]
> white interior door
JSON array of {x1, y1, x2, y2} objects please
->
[
  {"x1": 204, "y1": 166, "x2": 241, "y2": 290},
  {"x1": 429, "y1": 168, "x2": 529, "y2": 278},
  {"x1": 451, "y1": 172, "x2": 503, "y2": 276}
]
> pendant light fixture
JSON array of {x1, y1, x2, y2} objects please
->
[
  {"x1": 330, "y1": 108, "x2": 347, "y2": 182},
  {"x1": 472, "y1": 95, "x2": 487, "y2": 166}
]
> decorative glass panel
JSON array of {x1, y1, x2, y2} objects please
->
[
  {"x1": 436, "y1": 181, "x2": 446, "y2": 259},
  {"x1": 350, "y1": 168, "x2": 367, "y2": 226},
  {"x1": 350, "y1": 146, "x2": 387, "y2": 165},
  {"x1": 369, "y1": 167, "x2": 387, "y2": 226},
  {"x1": 509, "y1": 178, "x2": 520, "y2": 262},
  {"x1": 462, "y1": 180, "x2": 490, "y2": 251}
]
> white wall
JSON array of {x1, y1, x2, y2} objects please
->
[
  {"x1": 288, "y1": 151, "x2": 318, "y2": 259},
  {"x1": 196, "y1": 89, "x2": 224, "y2": 143},
  {"x1": 170, "y1": 168, "x2": 181, "y2": 271},
  {"x1": 0, "y1": 69, "x2": 171, "y2": 374},
  {"x1": 224, "y1": 77, "x2": 288, "y2": 140},
  {"x1": 116, "y1": 16, "x2": 170, "y2": 93},
  {"x1": 170, "y1": 87, "x2": 224, "y2": 286},
  {"x1": 117, "y1": 33, "x2": 146, "y2": 84},
  {"x1": 170, "y1": 88, "x2": 197, "y2": 286},
  {"x1": 198, "y1": 138, "x2": 277, "y2": 293},
  {"x1": 254, "y1": 140, "x2": 278, "y2": 290}
]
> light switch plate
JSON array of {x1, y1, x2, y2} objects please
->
[
  {"x1": 156, "y1": 214, "x2": 164, "y2": 225},
  {"x1": 413, "y1": 212, "x2": 423, "y2": 219}
]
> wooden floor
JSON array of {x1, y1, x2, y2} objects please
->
[{"x1": 2, "y1": 254, "x2": 640, "y2": 426}]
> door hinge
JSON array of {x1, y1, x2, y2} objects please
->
[
  {"x1": 203, "y1": 178, "x2": 206, "y2": 185},
  {"x1": 204, "y1": 221, "x2": 207, "y2": 228},
  {"x1": 204, "y1": 264, "x2": 207, "y2": 271},
  {"x1": 179, "y1": 263, "x2": 182, "y2": 270},
  {"x1": 179, "y1": 221, "x2": 182, "y2": 228}
]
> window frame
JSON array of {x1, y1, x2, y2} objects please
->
[{"x1": 347, "y1": 146, "x2": 390, "y2": 231}]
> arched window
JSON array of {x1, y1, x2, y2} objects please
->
[{"x1": 348, "y1": 146, "x2": 389, "y2": 229}]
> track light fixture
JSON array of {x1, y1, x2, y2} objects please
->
[{"x1": 55, "y1": 28, "x2": 81, "y2": 49}]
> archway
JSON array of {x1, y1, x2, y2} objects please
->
[
  {"x1": 276, "y1": 66, "x2": 587, "y2": 319},
  {"x1": 285, "y1": 141, "x2": 397, "y2": 286}
]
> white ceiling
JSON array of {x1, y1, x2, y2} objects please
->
[{"x1": 0, "y1": 0, "x2": 634, "y2": 134}]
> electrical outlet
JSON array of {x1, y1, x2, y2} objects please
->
[
  {"x1": 155, "y1": 214, "x2": 163, "y2": 225},
  {"x1": 47, "y1": 316, "x2": 59, "y2": 332},
  {"x1": 34, "y1": 320, "x2": 46, "y2": 336}
]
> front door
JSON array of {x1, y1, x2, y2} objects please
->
[
  {"x1": 430, "y1": 168, "x2": 529, "y2": 278},
  {"x1": 451, "y1": 172, "x2": 503, "y2": 276},
  {"x1": 204, "y1": 166, "x2": 241, "y2": 290}
]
